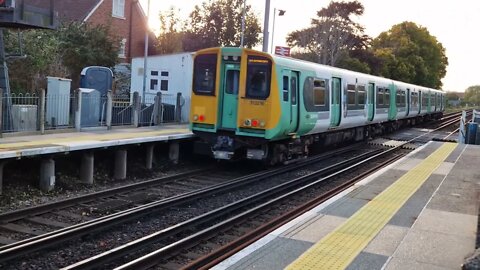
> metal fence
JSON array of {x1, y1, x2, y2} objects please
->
[{"x1": 0, "y1": 89, "x2": 191, "y2": 136}]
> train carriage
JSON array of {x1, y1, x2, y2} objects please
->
[{"x1": 190, "y1": 47, "x2": 444, "y2": 164}]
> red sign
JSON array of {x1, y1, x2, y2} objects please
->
[{"x1": 275, "y1": 46, "x2": 290, "y2": 57}]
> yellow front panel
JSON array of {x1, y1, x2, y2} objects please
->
[
  {"x1": 190, "y1": 48, "x2": 221, "y2": 127},
  {"x1": 190, "y1": 94, "x2": 218, "y2": 125},
  {"x1": 237, "y1": 50, "x2": 281, "y2": 131},
  {"x1": 287, "y1": 142, "x2": 457, "y2": 270}
]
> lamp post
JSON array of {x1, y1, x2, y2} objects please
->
[{"x1": 270, "y1": 8, "x2": 285, "y2": 54}]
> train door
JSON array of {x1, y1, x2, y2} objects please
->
[
  {"x1": 330, "y1": 77, "x2": 342, "y2": 126},
  {"x1": 289, "y1": 71, "x2": 300, "y2": 133},
  {"x1": 419, "y1": 90, "x2": 422, "y2": 113},
  {"x1": 220, "y1": 64, "x2": 240, "y2": 129},
  {"x1": 367, "y1": 82, "x2": 375, "y2": 121},
  {"x1": 406, "y1": 88, "x2": 410, "y2": 116}
]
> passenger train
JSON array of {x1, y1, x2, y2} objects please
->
[{"x1": 190, "y1": 47, "x2": 444, "y2": 164}]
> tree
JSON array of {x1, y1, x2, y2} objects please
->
[
  {"x1": 371, "y1": 22, "x2": 448, "y2": 88},
  {"x1": 182, "y1": 0, "x2": 261, "y2": 51},
  {"x1": 464, "y1": 85, "x2": 480, "y2": 105},
  {"x1": 286, "y1": 1, "x2": 369, "y2": 66},
  {"x1": 58, "y1": 21, "x2": 120, "y2": 87},
  {"x1": 4, "y1": 21, "x2": 120, "y2": 92},
  {"x1": 4, "y1": 29, "x2": 67, "y2": 92},
  {"x1": 155, "y1": 8, "x2": 185, "y2": 54}
]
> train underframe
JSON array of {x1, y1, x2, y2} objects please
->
[{"x1": 194, "y1": 112, "x2": 443, "y2": 165}]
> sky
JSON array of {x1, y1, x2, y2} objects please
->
[{"x1": 139, "y1": 0, "x2": 480, "y2": 92}]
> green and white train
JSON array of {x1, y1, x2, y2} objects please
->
[{"x1": 190, "y1": 47, "x2": 444, "y2": 164}]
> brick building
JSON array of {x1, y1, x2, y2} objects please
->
[{"x1": 28, "y1": 0, "x2": 155, "y2": 64}]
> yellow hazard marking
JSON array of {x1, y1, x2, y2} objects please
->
[
  {"x1": 286, "y1": 142, "x2": 457, "y2": 270},
  {"x1": 0, "y1": 129, "x2": 191, "y2": 150}
]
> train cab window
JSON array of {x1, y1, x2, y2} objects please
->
[
  {"x1": 246, "y1": 56, "x2": 272, "y2": 99},
  {"x1": 347, "y1": 84, "x2": 356, "y2": 106},
  {"x1": 291, "y1": 76, "x2": 297, "y2": 105},
  {"x1": 225, "y1": 70, "x2": 240, "y2": 94},
  {"x1": 193, "y1": 54, "x2": 217, "y2": 95},
  {"x1": 283, "y1": 76, "x2": 289, "y2": 101},
  {"x1": 357, "y1": 85, "x2": 366, "y2": 106},
  {"x1": 313, "y1": 79, "x2": 326, "y2": 106},
  {"x1": 377, "y1": 88, "x2": 384, "y2": 106}
]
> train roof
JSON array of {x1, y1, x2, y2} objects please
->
[{"x1": 267, "y1": 51, "x2": 444, "y2": 93}]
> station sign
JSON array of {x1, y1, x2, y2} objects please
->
[{"x1": 275, "y1": 46, "x2": 290, "y2": 57}]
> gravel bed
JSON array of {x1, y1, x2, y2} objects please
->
[{"x1": 0, "y1": 148, "x2": 208, "y2": 213}]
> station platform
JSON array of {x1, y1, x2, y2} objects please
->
[
  {"x1": 213, "y1": 141, "x2": 480, "y2": 270},
  {"x1": 0, "y1": 125, "x2": 193, "y2": 160}
]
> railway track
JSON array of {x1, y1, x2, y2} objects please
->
[
  {"x1": 0, "y1": 144, "x2": 369, "y2": 268},
  {"x1": 0, "y1": 167, "x2": 254, "y2": 244},
  {"x1": 0, "y1": 113, "x2": 463, "y2": 269}
]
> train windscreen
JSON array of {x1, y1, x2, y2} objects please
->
[
  {"x1": 193, "y1": 54, "x2": 217, "y2": 95},
  {"x1": 246, "y1": 56, "x2": 271, "y2": 99}
]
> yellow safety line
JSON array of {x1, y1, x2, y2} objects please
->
[
  {"x1": 0, "y1": 128, "x2": 191, "y2": 149},
  {"x1": 286, "y1": 142, "x2": 457, "y2": 270}
]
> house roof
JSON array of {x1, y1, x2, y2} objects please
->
[{"x1": 25, "y1": 0, "x2": 102, "y2": 22}]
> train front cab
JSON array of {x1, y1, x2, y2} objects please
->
[{"x1": 190, "y1": 47, "x2": 243, "y2": 159}]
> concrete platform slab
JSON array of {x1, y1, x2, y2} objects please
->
[
  {"x1": 346, "y1": 252, "x2": 388, "y2": 270},
  {"x1": 363, "y1": 225, "x2": 408, "y2": 257},
  {"x1": 394, "y1": 158, "x2": 424, "y2": 171},
  {"x1": 224, "y1": 237, "x2": 312, "y2": 270},
  {"x1": 392, "y1": 229, "x2": 474, "y2": 269},
  {"x1": 385, "y1": 257, "x2": 451, "y2": 270},
  {"x1": 413, "y1": 208, "x2": 477, "y2": 238},
  {"x1": 318, "y1": 197, "x2": 369, "y2": 218},
  {"x1": 287, "y1": 214, "x2": 347, "y2": 243}
]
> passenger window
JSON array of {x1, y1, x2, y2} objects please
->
[
  {"x1": 347, "y1": 84, "x2": 356, "y2": 105},
  {"x1": 291, "y1": 76, "x2": 297, "y2": 105},
  {"x1": 225, "y1": 70, "x2": 240, "y2": 94},
  {"x1": 357, "y1": 85, "x2": 365, "y2": 106},
  {"x1": 283, "y1": 76, "x2": 289, "y2": 101},
  {"x1": 377, "y1": 88, "x2": 384, "y2": 106},
  {"x1": 313, "y1": 79, "x2": 326, "y2": 106},
  {"x1": 384, "y1": 89, "x2": 390, "y2": 105}
]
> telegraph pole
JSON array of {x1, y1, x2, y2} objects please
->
[
  {"x1": 262, "y1": 0, "x2": 270, "y2": 52},
  {"x1": 240, "y1": 0, "x2": 246, "y2": 47},
  {"x1": 142, "y1": 0, "x2": 150, "y2": 104}
]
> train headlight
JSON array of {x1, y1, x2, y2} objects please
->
[
  {"x1": 260, "y1": 121, "x2": 266, "y2": 127},
  {"x1": 244, "y1": 119, "x2": 251, "y2": 126},
  {"x1": 252, "y1": 119, "x2": 259, "y2": 127},
  {"x1": 193, "y1": 115, "x2": 199, "y2": 121},
  {"x1": 199, "y1": 115, "x2": 205, "y2": 121}
]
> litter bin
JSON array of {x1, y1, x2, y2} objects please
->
[{"x1": 79, "y1": 88, "x2": 101, "y2": 127}]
